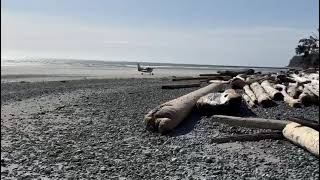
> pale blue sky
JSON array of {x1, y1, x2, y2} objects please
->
[{"x1": 1, "y1": 0, "x2": 319, "y2": 66}]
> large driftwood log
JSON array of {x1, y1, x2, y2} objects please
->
[
  {"x1": 276, "y1": 74, "x2": 296, "y2": 83},
  {"x1": 243, "y1": 85, "x2": 258, "y2": 104},
  {"x1": 196, "y1": 89, "x2": 242, "y2": 116},
  {"x1": 210, "y1": 132, "x2": 284, "y2": 144},
  {"x1": 261, "y1": 80, "x2": 284, "y2": 101},
  {"x1": 290, "y1": 74, "x2": 312, "y2": 84},
  {"x1": 217, "y1": 69, "x2": 255, "y2": 77},
  {"x1": 304, "y1": 84, "x2": 319, "y2": 98},
  {"x1": 283, "y1": 122, "x2": 319, "y2": 157},
  {"x1": 287, "y1": 83, "x2": 301, "y2": 99},
  {"x1": 242, "y1": 93, "x2": 256, "y2": 108},
  {"x1": 275, "y1": 84, "x2": 301, "y2": 108},
  {"x1": 250, "y1": 82, "x2": 275, "y2": 107},
  {"x1": 299, "y1": 87, "x2": 317, "y2": 106},
  {"x1": 161, "y1": 83, "x2": 200, "y2": 89},
  {"x1": 212, "y1": 115, "x2": 290, "y2": 130},
  {"x1": 145, "y1": 83, "x2": 225, "y2": 133}
]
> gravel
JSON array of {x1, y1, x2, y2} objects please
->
[{"x1": 1, "y1": 78, "x2": 319, "y2": 179}]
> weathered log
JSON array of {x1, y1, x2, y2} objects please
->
[
  {"x1": 275, "y1": 84, "x2": 301, "y2": 108},
  {"x1": 304, "y1": 84, "x2": 319, "y2": 97},
  {"x1": 287, "y1": 83, "x2": 301, "y2": 99},
  {"x1": 299, "y1": 87, "x2": 317, "y2": 106},
  {"x1": 276, "y1": 74, "x2": 296, "y2": 83},
  {"x1": 250, "y1": 82, "x2": 275, "y2": 107},
  {"x1": 290, "y1": 74, "x2": 312, "y2": 84},
  {"x1": 242, "y1": 93, "x2": 256, "y2": 108},
  {"x1": 231, "y1": 75, "x2": 247, "y2": 89},
  {"x1": 243, "y1": 85, "x2": 258, "y2": 104},
  {"x1": 196, "y1": 89, "x2": 242, "y2": 116},
  {"x1": 283, "y1": 122, "x2": 319, "y2": 157},
  {"x1": 217, "y1": 69, "x2": 255, "y2": 77},
  {"x1": 145, "y1": 82, "x2": 225, "y2": 133},
  {"x1": 261, "y1": 80, "x2": 284, "y2": 101},
  {"x1": 287, "y1": 117, "x2": 319, "y2": 131},
  {"x1": 161, "y1": 83, "x2": 200, "y2": 89},
  {"x1": 210, "y1": 132, "x2": 284, "y2": 144},
  {"x1": 212, "y1": 115, "x2": 290, "y2": 130}
]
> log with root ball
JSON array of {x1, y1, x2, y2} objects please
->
[
  {"x1": 196, "y1": 89, "x2": 242, "y2": 116},
  {"x1": 144, "y1": 82, "x2": 225, "y2": 133},
  {"x1": 250, "y1": 82, "x2": 275, "y2": 107},
  {"x1": 261, "y1": 80, "x2": 284, "y2": 101},
  {"x1": 283, "y1": 122, "x2": 319, "y2": 157}
]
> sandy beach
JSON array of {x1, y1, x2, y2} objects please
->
[{"x1": 1, "y1": 77, "x2": 319, "y2": 179}]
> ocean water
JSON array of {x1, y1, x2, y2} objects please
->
[{"x1": 1, "y1": 59, "x2": 289, "y2": 82}]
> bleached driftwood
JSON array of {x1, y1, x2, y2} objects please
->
[
  {"x1": 212, "y1": 115, "x2": 290, "y2": 130},
  {"x1": 290, "y1": 74, "x2": 312, "y2": 84},
  {"x1": 283, "y1": 122, "x2": 319, "y2": 157},
  {"x1": 196, "y1": 89, "x2": 242, "y2": 115},
  {"x1": 299, "y1": 87, "x2": 317, "y2": 106},
  {"x1": 287, "y1": 83, "x2": 301, "y2": 99},
  {"x1": 242, "y1": 93, "x2": 256, "y2": 108},
  {"x1": 145, "y1": 82, "x2": 224, "y2": 133},
  {"x1": 243, "y1": 85, "x2": 258, "y2": 104},
  {"x1": 250, "y1": 82, "x2": 275, "y2": 107},
  {"x1": 304, "y1": 83, "x2": 319, "y2": 98},
  {"x1": 276, "y1": 84, "x2": 301, "y2": 108},
  {"x1": 261, "y1": 80, "x2": 284, "y2": 101}
]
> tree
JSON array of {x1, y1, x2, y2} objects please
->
[{"x1": 295, "y1": 29, "x2": 319, "y2": 57}]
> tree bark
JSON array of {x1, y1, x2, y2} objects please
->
[
  {"x1": 145, "y1": 82, "x2": 225, "y2": 133},
  {"x1": 283, "y1": 122, "x2": 319, "y2": 157}
]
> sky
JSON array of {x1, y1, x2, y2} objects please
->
[{"x1": 1, "y1": 0, "x2": 319, "y2": 67}]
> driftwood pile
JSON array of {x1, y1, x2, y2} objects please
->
[{"x1": 145, "y1": 68, "x2": 319, "y2": 157}]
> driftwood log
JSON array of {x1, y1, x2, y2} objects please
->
[
  {"x1": 290, "y1": 74, "x2": 312, "y2": 84},
  {"x1": 250, "y1": 82, "x2": 275, "y2": 107},
  {"x1": 287, "y1": 83, "x2": 302, "y2": 99},
  {"x1": 261, "y1": 80, "x2": 284, "y2": 101},
  {"x1": 304, "y1": 83, "x2": 319, "y2": 98},
  {"x1": 161, "y1": 83, "x2": 200, "y2": 89},
  {"x1": 275, "y1": 84, "x2": 301, "y2": 108},
  {"x1": 283, "y1": 122, "x2": 319, "y2": 157},
  {"x1": 287, "y1": 117, "x2": 319, "y2": 131},
  {"x1": 144, "y1": 82, "x2": 225, "y2": 133},
  {"x1": 172, "y1": 76, "x2": 232, "y2": 81},
  {"x1": 243, "y1": 85, "x2": 258, "y2": 104},
  {"x1": 212, "y1": 115, "x2": 289, "y2": 130},
  {"x1": 299, "y1": 87, "x2": 317, "y2": 106},
  {"x1": 242, "y1": 93, "x2": 256, "y2": 108},
  {"x1": 196, "y1": 89, "x2": 242, "y2": 116}
]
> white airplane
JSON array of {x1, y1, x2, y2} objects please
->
[{"x1": 137, "y1": 63, "x2": 154, "y2": 75}]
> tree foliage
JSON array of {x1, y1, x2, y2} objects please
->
[{"x1": 295, "y1": 29, "x2": 319, "y2": 56}]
